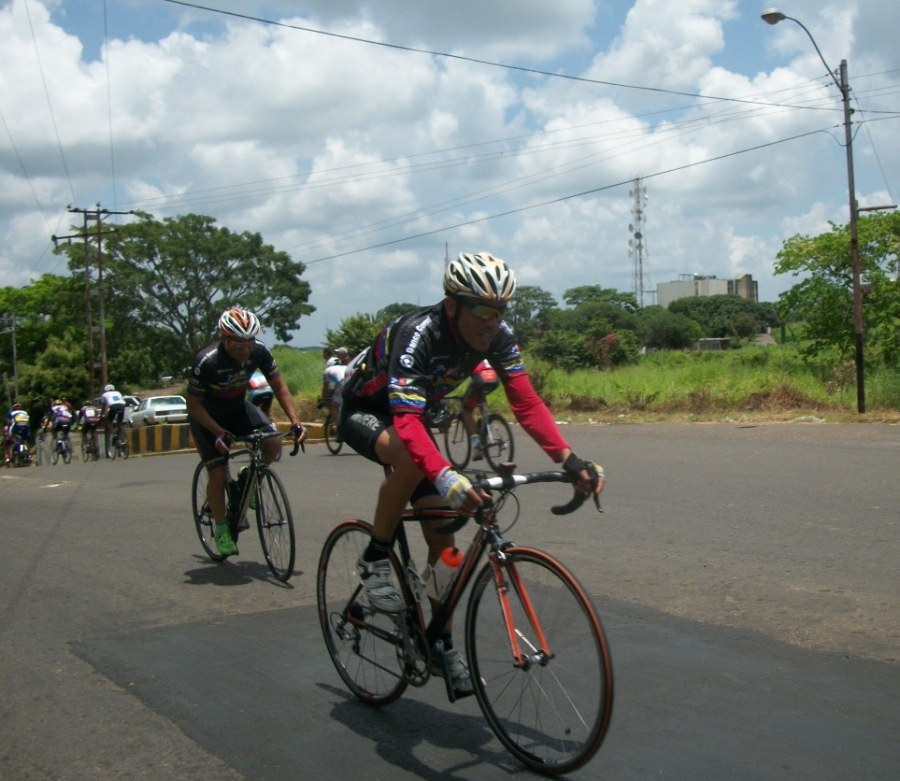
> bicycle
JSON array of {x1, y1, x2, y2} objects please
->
[
  {"x1": 318, "y1": 399, "x2": 342, "y2": 455},
  {"x1": 51, "y1": 428, "x2": 73, "y2": 465},
  {"x1": 81, "y1": 426, "x2": 101, "y2": 462},
  {"x1": 192, "y1": 429, "x2": 302, "y2": 582},
  {"x1": 105, "y1": 419, "x2": 130, "y2": 460},
  {"x1": 317, "y1": 465, "x2": 613, "y2": 775},
  {"x1": 442, "y1": 395, "x2": 514, "y2": 472},
  {"x1": 7, "y1": 434, "x2": 32, "y2": 468}
]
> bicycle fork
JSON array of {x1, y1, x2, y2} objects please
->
[{"x1": 489, "y1": 551, "x2": 553, "y2": 669}]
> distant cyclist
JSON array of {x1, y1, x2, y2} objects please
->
[
  {"x1": 77, "y1": 401, "x2": 103, "y2": 444},
  {"x1": 4, "y1": 402, "x2": 30, "y2": 464},
  {"x1": 49, "y1": 398, "x2": 74, "y2": 443},
  {"x1": 319, "y1": 347, "x2": 349, "y2": 435},
  {"x1": 460, "y1": 359, "x2": 500, "y2": 461},
  {"x1": 187, "y1": 307, "x2": 307, "y2": 558},
  {"x1": 101, "y1": 384, "x2": 127, "y2": 432}
]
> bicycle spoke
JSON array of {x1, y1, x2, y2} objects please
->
[
  {"x1": 466, "y1": 548, "x2": 613, "y2": 774},
  {"x1": 256, "y1": 469, "x2": 295, "y2": 581},
  {"x1": 317, "y1": 521, "x2": 408, "y2": 705}
]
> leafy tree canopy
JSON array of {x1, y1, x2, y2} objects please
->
[
  {"x1": 59, "y1": 211, "x2": 315, "y2": 361},
  {"x1": 668, "y1": 295, "x2": 779, "y2": 338},
  {"x1": 774, "y1": 211, "x2": 900, "y2": 365}
]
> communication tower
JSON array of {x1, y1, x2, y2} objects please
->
[{"x1": 628, "y1": 177, "x2": 651, "y2": 307}]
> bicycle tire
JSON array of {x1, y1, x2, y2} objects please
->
[
  {"x1": 81, "y1": 434, "x2": 90, "y2": 462},
  {"x1": 255, "y1": 467, "x2": 296, "y2": 581},
  {"x1": 483, "y1": 413, "x2": 514, "y2": 472},
  {"x1": 324, "y1": 413, "x2": 343, "y2": 455},
  {"x1": 443, "y1": 413, "x2": 471, "y2": 469},
  {"x1": 317, "y1": 520, "x2": 409, "y2": 705},
  {"x1": 119, "y1": 428, "x2": 130, "y2": 460},
  {"x1": 109, "y1": 432, "x2": 118, "y2": 461},
  {"x1": 62, "y1": 440, "x2": 72, "y2": 464},
  {"x1": 465, "y1": 546, "x2": 614, "y2": 775},
  {"x1": 192, "y1": 461, "x2": 225, "y2": 562},
  {"x1": 51, "y1": 443, "x2": 60, "y2": 465}
]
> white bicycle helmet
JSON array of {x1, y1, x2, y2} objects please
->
[
  {"x1": 444, "y1": 252, "x2": 516, "y2": 303},
  {"x1": 218, "y1": 308, "x2": 261, "y2": 340},
  {"x1": 104, "y1": 384, "x2": 115, "y2": 392}
]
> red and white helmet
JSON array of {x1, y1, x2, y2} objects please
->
[
  {"x1": 218, "y1": 308, "x2": 261, "y2": 340},
  {"x1": 444, "y1": 252, "x2": 516, "y2": 304}
]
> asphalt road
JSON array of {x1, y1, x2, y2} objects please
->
[{"x1": 2, "y1": 423, "x2": 898, "y2": 780}]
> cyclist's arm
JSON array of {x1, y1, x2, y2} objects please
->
[
  {"x1": 502, "y1": 371, "x2": 570, "y2": 462},
  {"x1": 393, "y1": 412, "x2": 451, "y2": 482}
]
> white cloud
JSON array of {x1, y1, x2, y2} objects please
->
[{"x1": 1, "y1": 0, "x2": 898, "y2": 344}]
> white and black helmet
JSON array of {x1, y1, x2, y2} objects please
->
[
  {"x1": 218, "y1": 307, "x2": 261, "y2": 340},
  {"x1": 444, "y1": 252, "x2": 516, "y2": 304}
]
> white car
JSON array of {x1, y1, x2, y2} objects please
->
[{"x1": 129, "y1": 395, "x2": 188, "y2": 426}]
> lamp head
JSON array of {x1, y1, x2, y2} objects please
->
[{"x1": 761, "y1": 8, "x2": 786, "y2": 25}]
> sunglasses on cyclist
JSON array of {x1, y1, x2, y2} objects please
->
[
  {"x1": 463, "y1": 300, "x2": 507, "y2": 322},
  {"x1": 226, "y1": 338, "x2": 253, "y2": 351}
]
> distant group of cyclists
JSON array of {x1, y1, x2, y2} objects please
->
[{"x1": 2, "y1": 384, "x2": 132, "y2": 466}]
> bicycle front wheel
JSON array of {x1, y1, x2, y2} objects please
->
[
  {"x1": 466, "y1": 547, "x2": 613, "y2": 775},
  {"x1": 324, "y1": 413, "x2": 343, "y2": 455},
  {"x1": 192, "y1": 461, "x2": 225, "y2": 562},
  {"x1": 443, "y1": 413, "x2": 470, "y2": 469},
  {"x1": 317, "y1": 520, "x2": 408, "y2": 705},
  {"x1": 483, "y1": 413, "x2": 514, "y2": 472},
  {"x1": 255, "y1": 468, "x2": 295, "y2": 581}
]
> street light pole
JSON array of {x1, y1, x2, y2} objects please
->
[{"x1": 762, "y1": 9, "x2": 865, "y2": 413}]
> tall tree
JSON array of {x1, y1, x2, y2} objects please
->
[
  {"x1": 774, "y1": 212, "x2": 900, "y2": 365},
  {"x1": 64, "y1": 212, "x2": 315, "y2": 361},
  {"x1": 506, "y1": 285, "x2": 557, "y2": 346}
]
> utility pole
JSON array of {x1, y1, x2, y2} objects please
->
[
  {"x1": 0, "y1": 315, "x2": 17, "y2": 404},
  {"x1": 53, "y1": 204, "x2": 132, "y2": 400}
]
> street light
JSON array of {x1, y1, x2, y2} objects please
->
[{"x1": 762, "y1": 8, "x2": 865, "y2": 413}]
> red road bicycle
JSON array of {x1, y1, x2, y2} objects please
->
[{"x1": 317, "y1": 465, "x2": 613, "y2": 775}]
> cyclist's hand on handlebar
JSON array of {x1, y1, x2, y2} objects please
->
[
  {"x1": 215, "y1": 430, "x2": 234, "y2": 454},
  {"x1": 435, "y1": 467, "x2": 486, "y2": 515},
  {"x1": 563, "y1": 452, "x2": 605, "y2": 496}
]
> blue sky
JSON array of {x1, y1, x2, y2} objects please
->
[{"x1": 2, "y1": 0, "x2": 899, "y2": 346}]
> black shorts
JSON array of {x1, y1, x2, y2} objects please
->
[
  {"x1": 190, "y1": 400, "x2": 275, "y2": 467},
  {"x1": 339, "y1": 401, "x2": 439, "y2": 503}
]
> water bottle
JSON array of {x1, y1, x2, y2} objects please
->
[{"x1": 424, "y1": 547, "x2": 463, "y2": 601}]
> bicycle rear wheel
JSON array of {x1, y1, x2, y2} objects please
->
[
  {"x1": 255, "y1": 468, "x2": 295, "y2": 581},
  {"x1": 324, "y1": 413, "x2": 343, "y2": 455},
  {"x1": 443, "y1": 413, "x2": 470, "y2": 469},
  {"x1": 317, "y1": 520, "x2": 408, "y2": 705},
  {"x1": 119, "y1": 428, "x2": 130, "y2": 460},
  {"x1": 192, "y1": 461, "x2": 225, "y2": 562},
  {"x1": 483, "y1": 413, "x2": 514, "y2": 472},
  {"x1": 51, "y1": 442, "x2": 60, "y2": 465},
  {"x1": 466, "y1": 547, "x2": 613, "y2": 775}
]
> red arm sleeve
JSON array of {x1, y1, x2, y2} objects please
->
[
  {"x1": 393, "y1": 413, "x2": 452, "y2": 482},
  {"x1": 503, "y1": 372, "x2": 570, "y2": 463}
]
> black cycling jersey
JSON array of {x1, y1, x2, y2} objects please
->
[
  {"x1": 188, "y1": 340, "x2": 280, "y2": 416},
  {"x1": 343, "y1": 301, "x2": 524, "y2": 417}
]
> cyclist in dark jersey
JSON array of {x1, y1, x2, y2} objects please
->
[
  {"x1": 187, "y1": 307, "x2": 307, "y2": 558},
  {"x1": 340, "y1": 251, "x2": 604, "y2": 695}
]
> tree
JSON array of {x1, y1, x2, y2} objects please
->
[
  {"x1": 375, "y1": 303, "x2": 419, "y2": 325},
  {"x1": 635, "y1": 306, "x2": 702, "y2": 350},
  {"x1": 60, "y1": 212, "x2": 315, "y2": 362},
  {"x1": 668, "y1": 295, "x2": 779, "y2": 338},
  {"x1": 774, "y1": 212, "x2": 900, "y2": 365},
  {"x1": 325, "y1": 313, "x2": 383, "y2": 357},
  {"x1": 506, "y1": 285, "x2": 557, "y2": 346}
]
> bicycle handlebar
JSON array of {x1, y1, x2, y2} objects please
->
[
  {"x1": 435, "y1": 469, "x2": 602, "y2": 535},
  {"x1": 226, "y1": 428, "x2": 305, "y2": 457}
]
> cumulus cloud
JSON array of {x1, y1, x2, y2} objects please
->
[{"x1": 1, "y1": 0, "x2": 898, "y2": 342}]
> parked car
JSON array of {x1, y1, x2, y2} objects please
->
[{"x1": 129, "y1": 395, "x2": 188, "y2": 427}]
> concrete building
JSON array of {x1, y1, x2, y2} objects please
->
[{"x1": 656, "y1": 273, "x2": 758, "y2": 308}]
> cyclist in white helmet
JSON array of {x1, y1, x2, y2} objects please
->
[
  {"x1": 339, "y1": 251, "x2": 604, "y2": 695},
  {"x1": 187, "y1": 307, "x2": 307, "y2": 558}
]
